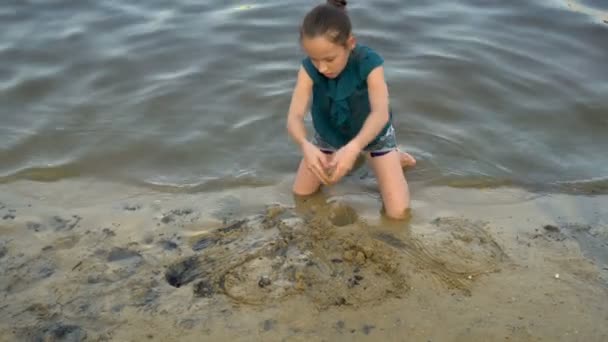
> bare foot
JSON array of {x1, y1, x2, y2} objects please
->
[{"x1": 399, "y1": 151, "x2": 416, "y2": 168}]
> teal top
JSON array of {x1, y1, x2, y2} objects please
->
[{"x1": 302, "y1": 44, "x2": 392, "y2": 149}]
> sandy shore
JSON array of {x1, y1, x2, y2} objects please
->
[{"x1": 0, "y1": 178, "x2": 607, "y2": 341}]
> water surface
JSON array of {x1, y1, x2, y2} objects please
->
[{"x1": 1, "y1": 0, "x2": 607, "y2": 194}]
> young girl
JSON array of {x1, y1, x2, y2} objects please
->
[{"x1": 286, "y1": 0, "x2": 416, "y2": 219}]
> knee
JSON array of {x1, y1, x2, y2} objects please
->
[
  {"x1": 292, "y1": 184, "x2": 319, "y2": 197},
  {"x1": 383, "y1": 204, "x2": 411, "y2": 220}
]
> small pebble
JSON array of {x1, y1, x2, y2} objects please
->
[
  {"x1": 258, "y1": 276, "x2": 272, "y2": 288},
  {"x1": 362, "y1": 324, "x2": 375, "y2": 335},
  {"x1": 262, "y1": 319, "x2": 275, "y2": 331},
  {"x1": 554, "y1": 273, "x2": 560, "y2": 279},
  {"x1": 544, "y1": 225, "x2": 559, "y2": 232}
]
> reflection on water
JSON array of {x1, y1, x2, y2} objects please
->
[{"x1": 0, "y1": 0, "x2": 607, "y2": 194}]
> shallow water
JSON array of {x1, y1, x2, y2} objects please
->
[{"x1": 1, "y1": 0, "x2": 607, "y2": 194}]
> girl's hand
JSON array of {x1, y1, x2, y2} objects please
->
[
  {"x1": 301, "y1": 141, "x2": 331, "y2": 184},
  {"x1": 329, "y1": 142, "x2": 361, "y2": 183}
]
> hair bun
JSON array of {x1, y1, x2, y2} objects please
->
[{"x1": 327, "y1": 0, "x2": 347, "y2": 9}]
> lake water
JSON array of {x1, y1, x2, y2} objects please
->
[{"x1": 1, "y1": 0, "x2": 607, "y2": 195}]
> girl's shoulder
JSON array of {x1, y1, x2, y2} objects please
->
[
  {"x1": 301, "y1": 57, "x2": 320, "y2": 83},
  {"x1": 351, "y1": 44, "x2": 384, "y2": 80},
  {"x1": 299, "y1": 44, "x2": 385, "y2": 83}
]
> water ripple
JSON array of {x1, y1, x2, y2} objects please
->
[{"x1": 0, "y1": 0, "x2": 606, "y2": 193}]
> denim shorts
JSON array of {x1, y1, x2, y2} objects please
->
[{"x1": 312, "y1": 125, "x2": 398, "y2": 157}]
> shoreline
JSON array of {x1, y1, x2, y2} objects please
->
[{"x1": 1, "y1": 179, "x2": 607, "y2": 341}]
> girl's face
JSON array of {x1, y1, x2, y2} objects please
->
[{"x1": 301, "y1": 35, "x2": 355, "y2": 79}]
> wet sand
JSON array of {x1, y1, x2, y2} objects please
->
[{"x1": 0, "y1": 179, "x2": 607, "y2": 341}]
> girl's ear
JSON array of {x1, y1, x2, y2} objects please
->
[{"x1": 347, "y1": 35, "x2": 356, "y2": 50}]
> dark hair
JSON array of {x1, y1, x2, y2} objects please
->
[{"x1": 300, "y1": 0, "x2": 351, "y2": 46}]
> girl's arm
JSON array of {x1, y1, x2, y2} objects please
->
[
  {"x1": 286, "y1": 66, "x2": 331, "y2": 184},
  {"x1": 286, "y1": 66, "x2": 313, "y2": 147},
  {"x1": 350, "y1": 66, "x2": 390, "y2": 150}
]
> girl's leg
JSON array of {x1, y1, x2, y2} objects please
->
[
  {"x1": 399, "y1": 150, "x2": 417, "y2": 168},
  {"x1": 293, "y1": 150, "x2": 334, "y2": 196},
  {"x1": 368, "y1": 150, "x2": 410, "y2": 219},
  {"x1": 292, "y1": 159, "x2": 323, "y2": 195}
]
